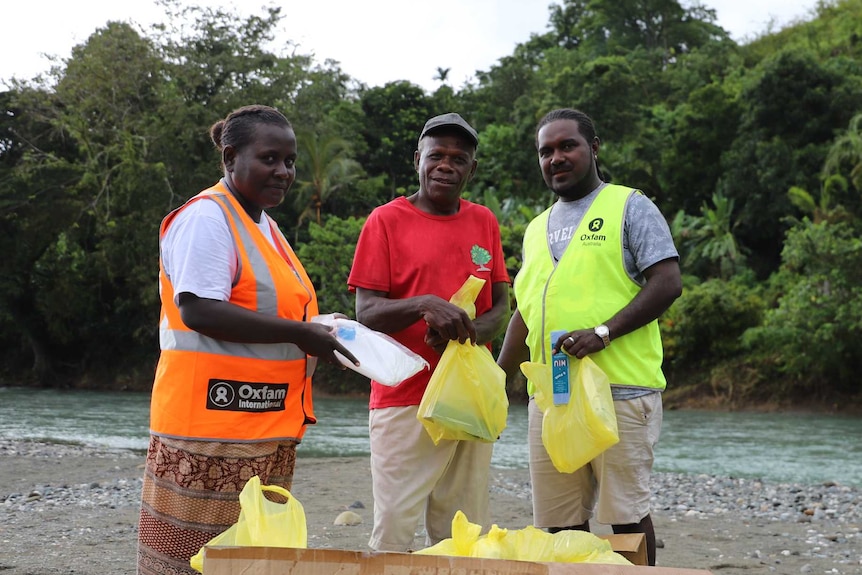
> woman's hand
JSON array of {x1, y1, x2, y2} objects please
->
[{"x1": 299, "y1": 322, "x2": 360, "y2": 368}]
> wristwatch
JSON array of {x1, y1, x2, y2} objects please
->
[{"x1": 594, "y1": 325, "x2": 611, "y2": 348}]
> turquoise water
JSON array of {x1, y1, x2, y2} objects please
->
[{"x1": 1, "y1": 387, "x2": 860, "y2": 487}]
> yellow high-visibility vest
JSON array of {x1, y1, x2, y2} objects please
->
[{"x1": 515, "y1": 184, "x2": 666, "y2": 394}]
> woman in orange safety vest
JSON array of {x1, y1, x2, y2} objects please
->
[{"x1": 137, "y1": 104, "x2": 358, "y2": 575}]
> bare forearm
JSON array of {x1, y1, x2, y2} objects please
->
[
  {"x1": 355, "y1": 292, "x2": 435, "y2": 334},
  {"x1": 560, "y1": 259, "x2": 683, "y2": 358},
  {"x1": 179, "y1": 296, "x2": 308, "y2": 343},
  {"x1": 177, "y1": 293, "x2": 360, "y2": 365},
  {"x1": 605, "y1": 259, "x2": 682, "y2": 340},
  {"x1": 496, "y1": 309, "x2": 530, "y2": 380},
  {"x1": 472, "y1": 282, "x2": 511, "y2": 345}
]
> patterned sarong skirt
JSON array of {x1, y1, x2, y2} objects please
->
[{"x1": 136, "y1": 435, "x2": 297, "y2": 575}]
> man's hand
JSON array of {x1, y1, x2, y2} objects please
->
[
  {"x1": 419, "y1": 297, "x2": 477, "y2": 345},
  {"x1": 552, "y1": 328, "x2": 604, "y2": 359},
  {"x1": 424, "y1": 327, "x2": 449, "y2": 355}
]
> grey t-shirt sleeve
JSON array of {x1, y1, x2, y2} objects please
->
[{"x1": 623, "y1": 192, "x2": 679, "y2": 285}]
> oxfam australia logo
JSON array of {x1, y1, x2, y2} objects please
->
[
  {"x1": 581, "y1": 218, "x2": 606, "y2": 243},
  {"x1": 471, "y1": 245, "x2": 491, "y2": 272}
]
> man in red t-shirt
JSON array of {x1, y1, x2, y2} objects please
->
[{"x1": 348, "y1": 113, "x2": 510, "y2": 552}]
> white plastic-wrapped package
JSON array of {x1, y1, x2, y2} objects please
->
[{"x1": 311, "y1": 315, "x2": 429, "y2": 386}]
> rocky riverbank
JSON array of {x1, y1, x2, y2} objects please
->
[{"x1": 1, "y1": 439, "x2": 860, "y2": 574}]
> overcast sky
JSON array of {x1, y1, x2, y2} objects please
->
[{"x1": 3, "y1": 0, "x2": 820, "y2": 92}]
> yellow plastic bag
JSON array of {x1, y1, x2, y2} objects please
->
[
  {"x1": 553, "y1": 528, "x2": 634, "y2": 565},
  {"x1": 504, "y1": 525, "x2": 557, "y2": 561},
  {"x1": 417, "y1": 511, "x2": 631, "y2": 565},
  {"x1": 470, "y1": 524, "x2": 508, "y2": 559},
  {"x1": 417, "y1": 276, "x2": 508, "y2": 444},
  {"x1": 190, "y1": 475, "x2": 307, "y2": 573},
  {"x1": 521, "y1": 356, "x2": 619, "y2": 473},
  {"x1": 413, "y1": 510, "x2": 481, "y2": 556},
  {"x1": 418, "y1": 339, "x2": 508, "y2": 443},
  {"x1": 447, "y1": 274, "x2": 484, "y2": 320}
]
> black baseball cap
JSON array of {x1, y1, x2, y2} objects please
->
[{"x1": 418, "y1": 112, "x2": 479, "y2": 148}]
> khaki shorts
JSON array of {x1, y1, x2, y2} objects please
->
[
  {"x1": 368, "y1": 405, "x2": 492, "y2": 552},
  {"x1": 528, "y1": 392, "x2": 662, "y2": 528}
]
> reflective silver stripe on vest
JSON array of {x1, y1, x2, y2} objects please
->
[
  {"x1": 160, "y1": 316, "x2": 306, "y2": 360},
  {"x1": 215, "y1": 193, "x2": 279, "y2": 316},
  {"x1": 268, "y1": 216, "x2": 291, "y2": 247}
]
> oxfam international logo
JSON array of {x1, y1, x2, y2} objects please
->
[
  {"x1": 588, "y1": 218, "x2": 604, "y2": 232},
  {"x1": 471, "y1": 245, "x2": 491, "y2": 272},
  {"x1": 209, "y1": 381, "x2": 235, "y2": 407}
]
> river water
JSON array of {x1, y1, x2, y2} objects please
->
[{"x1": 1, "y1": 387, "x2": 860, "y2": 487}]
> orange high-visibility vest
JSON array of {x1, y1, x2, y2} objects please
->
[{"x1": 151, "y1": 181, "x2": 319, "y2": 442}]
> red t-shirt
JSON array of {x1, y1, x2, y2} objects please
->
[{"x1": 348, "y1": 196, "x2": 510, "y2": 408}]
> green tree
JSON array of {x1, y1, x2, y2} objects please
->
[
  {"x1": 788, "y1": 175, "x2": 855, "y2": 225},
  {"x1": 150, "y1": 1, "x2": 318, "y2": 200},
  {"x1": 678, "y1": 193, "x2": 748, "y2": 280},
  {"x1": 743, "y1": 220, "x2": 862, "y2": 397},
  {"x1": 466, "y1": 36, "x2": 550, "y2": 129},
  {"x1": 548, "y1": 0, "x2": 727, "y2": 65},
  {"x1": 469, "y1": 123, "x2": 543, "y2": 203},
  {"x1": 654, "y1": 62, "x2": 743, "y2": 215},
  {"x1": 357, "y1": 81, "x2": 434, "y2": 197},
  {"x1": 822, "y1": 112, "x2": 862, "y2": 216},
  {"x1": 535, "y1": 49, "x2": 647, "y2": 141},
  {"x1": 296, "y1": 215, "x2": 368, "y2": 394},
  {"x1": 718, "y1": 47, "x2": 862, "y2": 275},
  {"x1": 293, "y1": 132, "x2": 363, "y2": 240},
  {"x1": 292, "y1": 62, "x2": 356, "y2": 134},
  {"x1": 296, "y1": 215, "x2": 364, "y2": 318},
  {"x1": 0, "y1": 90, "x2": 86, "y2": 381},
  {"x1": 0, "y1": 22, "x2": 169, "y2": 384},
  {"x1": 662, "y1": 274, "x2": 764, "y2": 368},
  {"x1": 434, "y1": 67, "x2": 451, "y2": 84}
]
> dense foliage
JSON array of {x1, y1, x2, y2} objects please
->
[{"x1": 2, "y1": 0, "x2": 861, "y2": 408}]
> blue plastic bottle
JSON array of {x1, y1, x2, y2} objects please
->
[{"x1": 550, "y1": 330, "x2": 570, "y2": 405}]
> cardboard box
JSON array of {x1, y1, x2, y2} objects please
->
[
  {"x1": 203, "y1": 543, "x2": 713, "y2": 575},
  {"x1": 597, "y1": 534, "x2": 647, "y2": 566}
]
